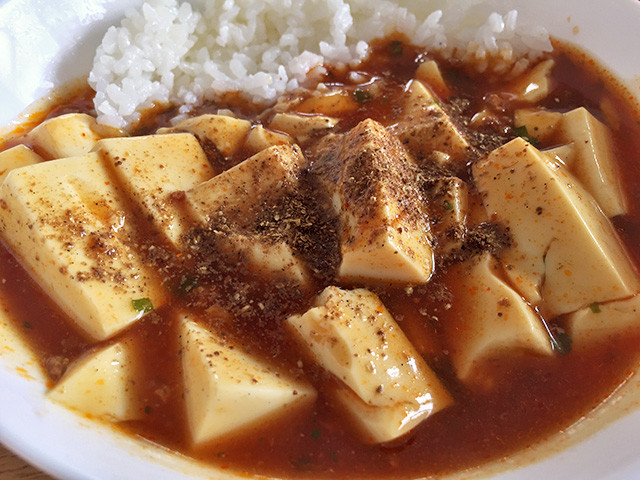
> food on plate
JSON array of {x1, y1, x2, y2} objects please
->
[{"x1": 1, "y1": 1, "x2": 640, "y2": 478}]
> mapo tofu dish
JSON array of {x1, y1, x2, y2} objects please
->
[{"x1": 1, "y1": 36, "x2": 640, "y2": 478}]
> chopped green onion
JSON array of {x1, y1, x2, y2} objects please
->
[
  {"x1": 291, "y1": 455, "x2": 312, "y2": 469},
  {"x1": 549, "y1": 327, "x2": 572, "y2": 355},
  {"x1": 177, "y1": 275, "x2": 199, "y2": 295},
  {"x1": 22, "y1": 321, "x2": 32, "y2": 329},
  {"x1": 443, "y1": 200, "x2": 454, "y2": 210},
  {"x1": 353, "y1": 88, "x2": 371, "y2": 104},
  {"x1": 132, "y1": 298, "x2": 154, "y2": 314},
  {"x1": 589, "y1": 302, "x2": 601, "y2": 313},
  {"x1": 390, "y1": 40, "x2": 403, "y2": 57},
  {"x1": 513, "y1": 125, "x2": 540, "y2": 147}
]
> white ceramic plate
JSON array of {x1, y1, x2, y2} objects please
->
[{"x1": 1, "y1": 1, "x2": 640, "y2": 479}]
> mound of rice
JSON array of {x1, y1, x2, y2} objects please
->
[{"x1": 89, "y1": 0, "x2": 552, "y2": 129}]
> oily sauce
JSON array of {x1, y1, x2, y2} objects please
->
[{"x1": 2, "y1": 37, "x2": 640, "y2": 479}]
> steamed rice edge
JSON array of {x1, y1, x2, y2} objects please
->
[{"x1": 89, "y1": 0, "x2": 553, "y2": 130}]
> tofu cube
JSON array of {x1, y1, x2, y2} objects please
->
[
  {"x1": 566, "y1": 294, "x2": 640, "y2": 348},
  {"x1": 473, "y1": 137, "x2": 639, "y2": 316},
  {"x1": 509, "y1": 59, "x2": 555, "y2": 103},
  {"x1": 415, "y1": 60, "x2": 450, "y2": 98},
  {"x1": 514, "y1": 108, "x2": 562, "y2": 144},
  {"x1": 159, "y1": 114, "x2": 251, "y2": 158},
  {"x1": 390, "y1": 80, "x2": 470, "y2": 163},
  {"x1": 219, "y1": 233, "x2": 312, "y2": 289},
  {"x1": 286, "y1": 286, "x2": 453, "y2": 443},
  {"x1": 0, "y1": 154, "x2": 165, "y2": 340},
  {"x1": 0, "y1": 145, "x2": 43, "y2": 183},
  {"x1": 515, "y1": 106, "x2": 625, "y2": 217},
  {"x1": 558, "y1": 107, "x2": 626, "y2": 217},
  {"x1": 270, "y1": 112, "x2": 338, "y2": 143},
  {"x1": 25, "y1": 113, "x2": 111, "y2": 159},
  {"x1": 245, "y1": 125, "x2": 293, "y2": 155},
  {"x1": 185, "y1": 144, "x2": 307, "y2": 228},
  {"x1": 48, "y1": 342, "x2": 140, "y2": 421},
  {"x1": 180, "y1": 315, "x2": 316, "y2": 445},
  {"x1": 543, "y1": 144, "x2": 576, "y2": 167},
  {"x1": 442, "y1": 253, "x2": 553, "y2": 381},
  {"x1": 423, "y1": 176, "x2": 469, "y2": 254},
  {"x1": 92, "y1": 133, "x2": 214, "y2": 247},
  {"x1": 314, "y1": 119, "x2": 434, "y2": 284},
  {"x1": 296, "y1": 90, "x2": 359, "y2": 116}
]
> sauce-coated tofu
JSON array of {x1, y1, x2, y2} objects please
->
[
  {"x1": 220, "y1": 233, "x2": 312, "y2": 289},
  {"x1": 514, "y1": 109, "x2": 561, "y2": 144},
  {"x1": 286, "y1": 286, "x2": 453, "y2": 443},
  {"x1": 415, "y1": 60, "x2": 450, "y2": 98},
  {"x1": 270, "y1": 112, "x2": 338, "y2": 143},
  {"x1": 558, "y1": 107, "x2": 626, "y2": 217},
  {"x1": 442, "y1": 253, "x2": 553, "y2": 381},
  {"x1": 93, "y1": 133, "x2": 214, "y2": 247},
  {"x1": 0, "y1": 153, "x2": 165, "y2": 340},
  {"x1": 314, "y1": 119, "x2": 434, "y2": 284},
  {"x1": 159, "y1": 114, "x2": 251, "y2": 158},
  {"x1": 515, "y1": 106, "x2": 626, "y2": 217},
  {"x1": 48, "y1": 342, "x2": 140, "y2": 421},
  {"x1": 185, "y1": 144, "x2": 307, "y2": 228},
  {"x1": 391, "y1": 80, "x2": 470, "y2": 163},
  {"x1": 566, "y1": 294, "x2": 640, "y2": 348},
  {"x1": 543, "y1": 144, "x2": 576, "y2": 167},
  {"x1": 180, "y1": 316, "x2": 316, "y2": 445},
  {"x1": 245, "y1": 125, "x2": 293, "y2": 155},
  {"x1": 0, "y1": 145, "x2": 43, "y2": 183},
  {"x1": 423, "y1": 176, "x2": 469, "y2": 254},
  {"x1": 473, "y1": 137, "x2": 639, "y2": 316},
  {"x1": 25, "y1": 113, "x2": 118, "y2": 159},
  {"x1": 508, "y1": 59, "x2": 555, "y2": 103},
  {"x1": 296, "y1": 90, "x2": 359, "y2": 116}
]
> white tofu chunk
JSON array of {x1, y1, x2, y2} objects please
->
[
  {"x1": 185, "y1": 144, "x2": 307, "y2": 228},
  {"x1": 566, "y1": 295, "x2": 640, "y2": 348},
  {"x1": 543, "y1": 144, "x2": 576, "y2": 167},
  {"x1": 391, "y1": 80, "x2": 470, "y2": 163},
  {"x1": 509, "y1": 59, "x2": 555, "y2": 103},
  {"x1": 514, "y1": 108, "x2": 561, "y2": 144},
  {"x1": 0, "y1": 154, "x2": 165, "y2": 340},
  {"x1": 296, "y1": 90, "x2": 358, "y2": 116},
  {"x1": 220, "y1": 233, "x2": 312, "y2": 289},
  {"x1": 286, "y1": 286, "x2": 453, "y2": 443},
  {"x1": 270, "y1": 113, "x2": 338, "y2": 143},
  {"x1": 0, "y1": 145, "x2": 43, "y2": 183},
  {"x1": 415, "y1": 60, "x2": 450, "y2": 98},
  {"x1": 473, "y1": 137, "x2": 639, "y2": 316},
  {"x1": 25, "y1": 113, "x2": 115, "y2": 159},
  {"x1": 314, "y1": 119, "x2": 434, "y2": 285},
  {"x1": 159, "y1": 114, "x2": 251, "y2": 158},
  {"x1": 93, "y1": 133, "x2": 214, "y2": 247},
  {"x1": 515, "y1": 106, "x2": 625, "y2": 216},
  {"x1": 443, "y1": 253, "x2": 553, "y2": 380},
  {"x1": 558, "y1": 107, "x2": 626, "y2": 217},
  {"x1": 48, "y1": 342, "x2": 139, "y2": 421},
  {"x1": 424, "y1": 177, "x2": 468, "y2": 254},
  {"x1": 245, "y1": 125, "x2": 293, "y2": 155},
  {"x1": 180, "y1": 316, "x2": 316, "y2": 445}
]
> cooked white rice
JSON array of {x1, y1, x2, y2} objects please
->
[{"x1": 89, "y1": 0, "x2": 552, "y2": 129}]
